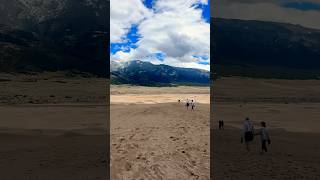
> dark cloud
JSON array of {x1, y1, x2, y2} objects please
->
[{"x1": 211, "y1": 0, "x2": 320, "y2": 29}]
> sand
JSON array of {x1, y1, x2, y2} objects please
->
[
  {"x1": 0, "y1": 73, "x2": 108, "y2": 180},
  {"x1": 212, "y1": 77, "x2": 320, "y2": 179},
  {"x1": 111, "y1": 85, "x2": 209, "y2": 104},
  {"x1": 111, "y1": 94, "x2": 209, "y2": 104},
  {"x1": 212, "y1": 128, "x2": 320, "y2": 180},
  {"x1": 3, "y1": 73, "x2": 319, "y2": 179},
  {"x1": 0, "y1": 134, "x2": 107, "y2": 180},
  {"x1": 111, "y1": 85, "x2": 210, "y2": 180}
]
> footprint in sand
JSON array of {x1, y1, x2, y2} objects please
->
[
  {"x1": 125, "y1": 162, "x2": 132, "y2": 171},
  {"x1": 169, "y1": 136, "x2": 179, "y2": 141},
  {"x1": 150, "y1": 164, "x2": 166, "y2": 179},
  {"x1": 129, "y1": 134, "x2": 135, "y2": 140}
]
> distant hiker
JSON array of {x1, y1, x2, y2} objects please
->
[
  {"x1": 219, "y1": 120, "x2": 224, "y2": 130},
  {"x1": 258, "y1": 121, "x2": 271, "y2": 154},
  {"x1": 186, "y1": 99, "x2": 190, "y2": 110},
  {"x1": 241, "y1": 117, "x2": 254, "y2": 151},
  {"x1": 191, "y1": 100, "x2": 195, "y2": 110}
]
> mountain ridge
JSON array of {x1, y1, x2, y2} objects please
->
[
  {"x1": 212, "y1": 17, "x2": 320, "y2": 79},
  {"x1": 0, "y1": 0, "x2": 109, "y2": 77},
  {"x1": 111, "y1": 60, "x2": 210, "y2": 86}
]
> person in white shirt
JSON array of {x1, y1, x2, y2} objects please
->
[
  {"x1": 259, "y1": 121, "x2": 271, "y2": 154},
  {"x1": 191, "y1": 100, "x2": 195, "y2": 110},
  {"x1": 185, "y1": 99, "x2": 190, "y2": 110},
  {"x1": 241, "y1": 117, "x2": 254, "y2": 151}
]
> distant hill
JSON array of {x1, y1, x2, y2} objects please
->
[
  {"x1": 111, "y1": 60, "x2": 210, "y2": 86},
  {"x1": 0, "y1": 0, "x2": 109, "y2": 77},
  {"x1": 212, "y1": 18, "x2": 320, "y2": 79}
]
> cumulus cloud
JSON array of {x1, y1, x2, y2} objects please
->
[
  {"x1": 212, "y1": 0, "x2": 320, "y2": 29},
  {"x1": 110, "y1": 0, "x2": 151, "y2": 42},
  {"x1": 110, "y1": 0, "x2": 210, "y2": 71}
]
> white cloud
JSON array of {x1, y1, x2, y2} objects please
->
[
  {"x1": 110, "y1": 0, "x2": 210, "y2": 71},
  {"x1": 110, "y1": 0, "x2": 151, "y2": 42}
]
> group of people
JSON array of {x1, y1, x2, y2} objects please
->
[
  {"x1": 218, "y1": 117, "x2": 271, "y2": 154},
  {"x1": 241, "y1": 117, "x2": 271, "y2": 154},
  {"x1": 178, "y1": 99, "x2": 196, "y2": 110}
]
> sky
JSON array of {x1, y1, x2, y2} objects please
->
[
  {"x1": 211, "y1": 0, "x2": 320, "y2": 30},
  {"x1": 110, "y1": 0, "x2": 210, "y2": 71}
]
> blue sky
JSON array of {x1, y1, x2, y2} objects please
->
[
  {"x1": 110, "y1": 25, "x2": 140, "y2": 54},
  {"x1": 143, "y1": 0, "x2": 153, "y2": 9},
  {"x1": 142, "y1": 0, "x2": 210, "y2": 20},
  {"x1": 110, "y1": 0, "x2": 210, "y2": 71}
]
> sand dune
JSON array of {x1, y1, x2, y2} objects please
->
[{"x1": 111, "y1": 85, "x2": 209, "y2": 95}]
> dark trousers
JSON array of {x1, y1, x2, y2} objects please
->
[{"x1": 262, "y1": 140, "x2": 267, "y2": 152}]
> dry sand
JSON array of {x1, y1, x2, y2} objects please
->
[
  {"x1": 212, "y1": 77, "x2": 320, "y2": 179},
  {"x1": 111, "y1": 85, "x2": 210, "y2": 180},
  {"x1": 111, "y1": 85, "x2": 209, "y2": 104},
  {"x1": 3, "y1": 73, "x2": 319, "y2": 179},
  {"x1": 0, "y1": 73, "x2": 108, "y2": 180}
]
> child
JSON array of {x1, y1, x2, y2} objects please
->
[{"x1": 259, "y1": 121, "x2": 271, "y2": 154}]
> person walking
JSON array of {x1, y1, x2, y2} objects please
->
[
  {"x1": 191, "y1": 100, "x2": 195, "y2": 110},
  {"x1": 258, "y1": 121, "x2": 271, "y2": 154},
  {"x1": 185, "y1": 99, "x2": 190, "y2": 110},
  {"x1": 241, "y1": 117, "x2": 254, "y2": 151},
  {"x1": 219, "y1": 120, "x2": 224, "y2": 130}
]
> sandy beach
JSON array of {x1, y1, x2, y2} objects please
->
[
  {"x1": 0, "y1": 73, "x2": 108, "y2": 180},
  {"x1": 111, "y1": 85, "x2": 210, "y2": 180},
  {"x1": 212, "y1": 77, "x2": 320, "y2": 179}
]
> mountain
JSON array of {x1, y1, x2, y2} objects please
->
[
  {"x1": 211, "y1": 18, "x2": 320, "y2": 79},
  {"x1": 111, "y1": 60, "x2": 210, "y2": 86},
  {"x1": 0, "y1": 0, "x2": 109, "y2": 77}
]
